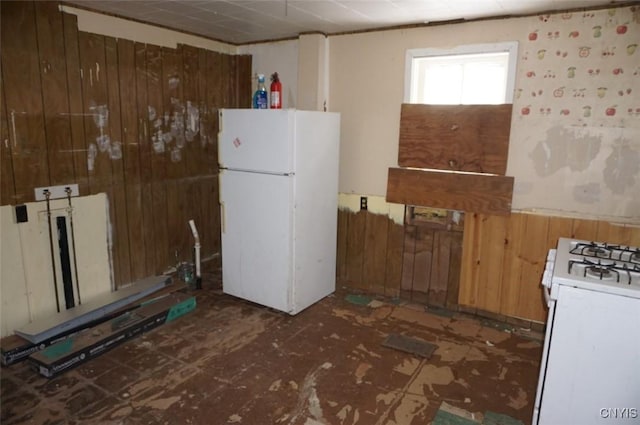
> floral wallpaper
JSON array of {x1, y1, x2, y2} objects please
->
[{"x1": 509, "y1": 5, "x2": 640, "y2": 221}]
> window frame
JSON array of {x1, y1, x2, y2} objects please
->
[{"x1": 404, "y1": 42, "x2": 519, "y2": 104}]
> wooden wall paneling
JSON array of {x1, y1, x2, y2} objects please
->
[
  {"x1": 180, "y1": 45, "x2": 203, "y2": 265},
  {"x1": 571, "y1": 218, "x2": 598, "y2": 241},
  {"x1": 135, "y1": 42, "x2": 155, "y2": 276},
  {"x1": 386, "y1": 167, "x2": 514, "y2": 215},
  {"x1": 546, "y1": 216, "x2": 574, "y2": 246},
  {"x1": 34, "y1": 2, "x2": 75, "y2": 186},
  {"x1": 459, "y1": 213, "x2": 482, "y2": 307},
  {"x1": 630, "y1": 225, "x2": 640, "y2": 246},
  {"x1": 180, "y1": 45, "x2": 200, "y2": 179},
  {"x1": 446, "y1": 231, "x2": 463, "y2": 308},
  {"x1": 345, "y1": 211, "x2": 367, "y2": 289},
  {"x1": 146, "y1": 44, "x2": 170, "y2": 273},
  {"x1": 336, "y1": 209, "x2": 349, "y2": 280},
  {"x1": 499, "y1": 213, "x2": 527, "y2": 318},
  {"x1": 203, "y1": 50, "x2": 223, "y2": 258},
  {"x1": 400, "y1": 224, "x2": 417, "y2": 298},
  {"x1": 78, "y1": 32, "x2": 111, "y2": 195},
  {"x1": 0, "y1": 77, "x2": 16, "y2": 205},
  {"x1": 411, "y1": 227, "x2": 434, "y2": 303},
  {"x1": 384, "y1": 220, "x2": 405, "y2": 298},
  {"x1": 362, "y1": 212, "x2": 389, "y2": 295},
  {"x1": 236, "y1": 55, "x2": 253, "y2": 108},
  {"x1": 596, "y1": 221, "x2": 633, "y2": 245},
  {"x1": 118, "y1": 38, "x2": 145, "y2": 281},
  {"x1": 515, "y1": 214, "x2": 549, "y2": 322},
  {"x1": 0, "y1": 1, "x2": 49, "y2": 203},
  {"x1": 162, "y1": 46, "x2": 186, "y2": 180},
  {"x1": 428, "y1": 230, "x2": 451, "y2": 307},
  {"x1": 162, "y1": 46, "x2": 188, "y2": 265},
  {"x1": 105, "y1": 36, "x2": 131, "y2": 286},
  {"x1": 398, "y1": 103, "x2": 512, "y2": 174},
  {"x1": 475, "y1": 215, "x2": 508, "y2": 314},
  {"x1": 61, "y1": 12, "x2": 89, "y2": 196}
]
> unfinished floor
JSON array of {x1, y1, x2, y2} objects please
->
[{"x1": 1, "y1": 273, "x2": 543, "y2": 425}]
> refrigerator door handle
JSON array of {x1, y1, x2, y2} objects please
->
[{"x1": 221, "y1": 201, "x2": 226, "y2": 234}]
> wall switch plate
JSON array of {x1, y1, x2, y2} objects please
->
[
  {"x1": 34, "y1": 184, "x2": 79, "y2": 201},
  {"x1": 15, "y1": 205, "x2": 28, "y2": 223}
]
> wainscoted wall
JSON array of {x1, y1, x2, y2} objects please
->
[
  {"x1": 0, "y1": 2, "x2": 251, "y2": 289},
  {"x1": 460, "y1": 212, "x2": 640, "y2": 322},
  {"x1": 337, "y1": 202, "x2": 640, "y2": 323}
]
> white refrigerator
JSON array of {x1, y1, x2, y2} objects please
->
[{"x1": 218, "y1": 109, "x2": 341, "y2": 314}]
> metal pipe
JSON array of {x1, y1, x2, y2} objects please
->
[
  {"x1": 45, "y1": 190, "x2": 61, "y2": 312},
  {"x1": 65, "y1": 187, "x2": 81, "y2": 305},
  {"x1": 188, "y1": 219, "x2": 202, "y2": 289}
]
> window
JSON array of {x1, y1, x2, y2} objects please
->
[{"x1": 405, "y1": 42, "x2": 518, "y2": 105}]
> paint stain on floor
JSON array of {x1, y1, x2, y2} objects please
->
[{"x1": 0, "y1": 272, "x2": 542, "y2": 425}]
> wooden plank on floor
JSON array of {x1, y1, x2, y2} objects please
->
[
  {"x1": 62, "y1": 12, "x2": 89, "y2": 196},
  {"x1": 34, "y1": 2, "x2": 75, "y2": 186},
  {"x1": 363, "y1": 212, "x2": 389, "y2": 295},
  {"x1": 15, "y1": 276, "x2": 170, "y2": 344},
  {"x1": 1, "y1": 1, "x2": 49, "y2": 203},
  {"x1": 384, "y1": 219, "x2": 404, "y2": 298},
  {"x1": 386, "y1": 167, "x2": 514, "y2": 215}
]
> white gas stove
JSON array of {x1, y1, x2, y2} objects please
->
[
  {"x1": 534, "y1": 237, "x2": 640, "y2": 425},
  {"x1": 548, "y1": 238, "x2": 640, "y2": 298}
]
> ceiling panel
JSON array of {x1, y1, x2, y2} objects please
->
[{"x1": 64, "y1": 0, "x2": 623, "y2": 44}]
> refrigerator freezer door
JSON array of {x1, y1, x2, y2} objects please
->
[
  {"x1": 219, "y1": 109, "x2": 294, "y2": 174},
  {"x1": 220, "y1": 169, "x2": 293, "y2": 313}
]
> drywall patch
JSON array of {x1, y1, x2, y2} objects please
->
[
  {"x1": 530, "y1": 126, "x2": 602, "y2": 176},
  {"x1": 573, "y1": 183, "x2": 601, "y2": 204},
  {"x1": 603, "y1": 139, "x2": 639, "y2": 194},
  {"x1": 513, "y1": 181, "x2": 533, "y2": 195}
]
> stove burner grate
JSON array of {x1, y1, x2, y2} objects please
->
[{"x1": 585, "y1": 265, "x2": 618, "y2": 281}]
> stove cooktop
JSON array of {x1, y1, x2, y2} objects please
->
[{"x1": 552, "y1": 238, "x2": 640, "y2": 299}]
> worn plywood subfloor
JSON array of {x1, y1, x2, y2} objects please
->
[{"x1": 0, "y1": 272, "x2": 542, "y2": 425}]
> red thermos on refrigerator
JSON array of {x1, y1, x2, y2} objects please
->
[{"x1": 270, "y1": 72, "x2": 282, "y2": 109}]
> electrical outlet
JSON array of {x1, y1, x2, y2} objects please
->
[
  {"x1": 34, "y1": 184, "x2": 79, "y2": 201},
  {"x1": 360, "y1": 196, "x2": 368, "y2": 210}
]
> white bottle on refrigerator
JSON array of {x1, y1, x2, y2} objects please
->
[{"x1": 218, "y1": 109, "x2": 340, "y2": 314}]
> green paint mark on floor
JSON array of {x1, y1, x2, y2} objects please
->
[
  {"x1": 483, "y1": 411, "x2": 524, "y2": 425},
  {"x1": 345, "y1": 294, "x2": 372, "y2": 306},
  {"x1": 433, "y1": 409, "x2": 479, "y2": 425}
]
